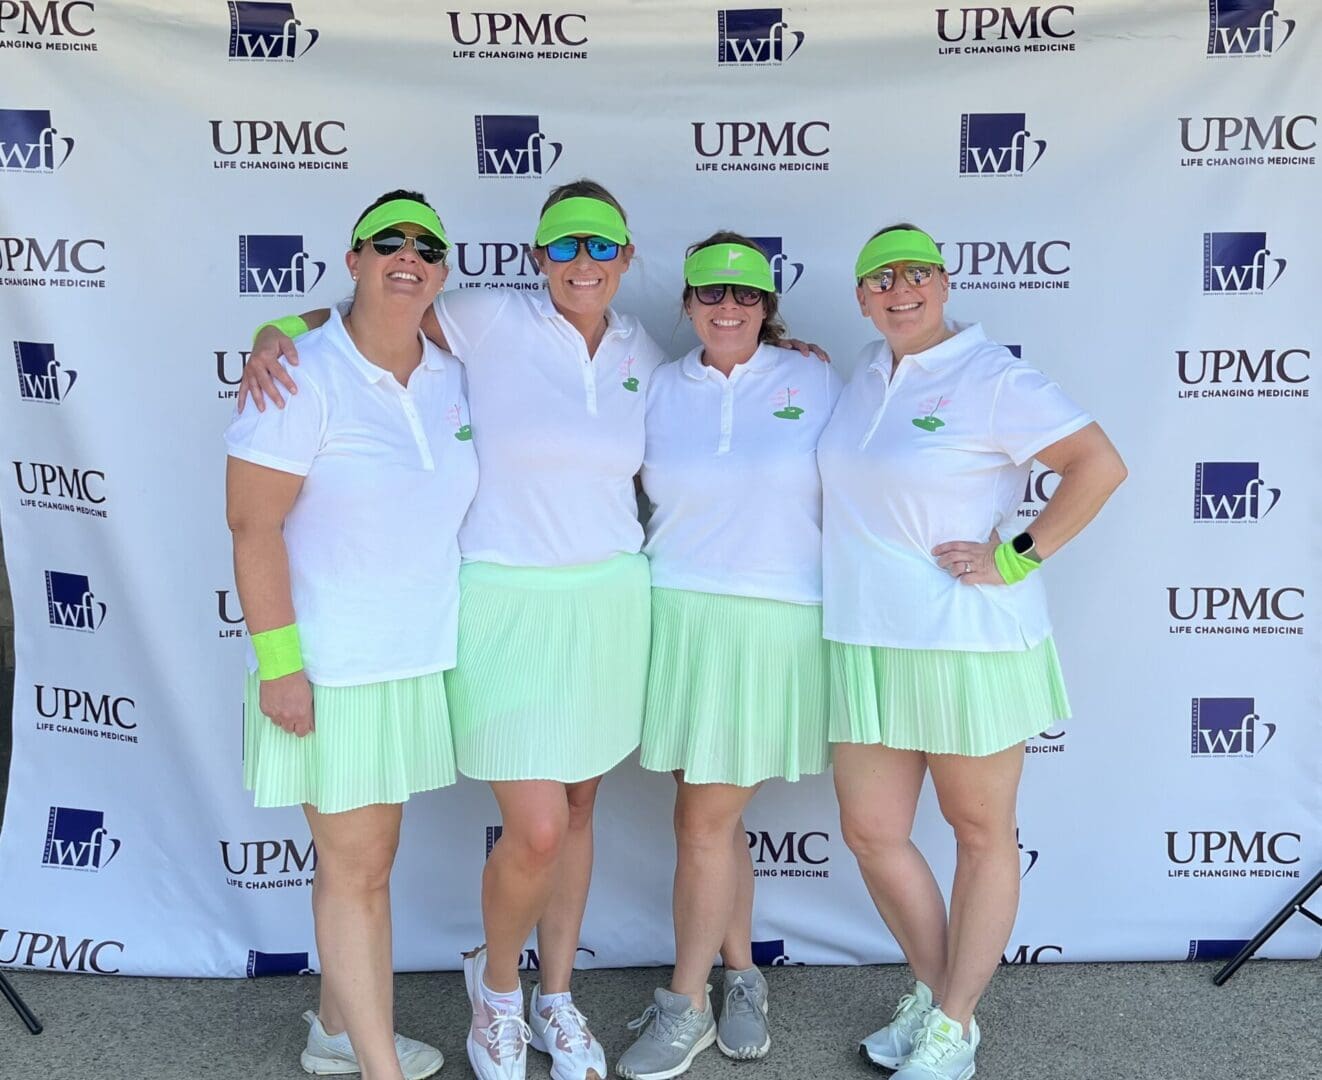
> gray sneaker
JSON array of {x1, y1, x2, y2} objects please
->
[
  {"x1": 716, "y1": 967, "x2": 770, "y2": 1060},
  {"x1": 615, "y1": 987, "x2": 716, "y2": 1080}
]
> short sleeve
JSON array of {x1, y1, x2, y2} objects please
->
[
  {"x1": 433, "y1": 289, "x2": 511, "y2": 362},
  {"x1": 989, "y1": 362, "x2": 1091, "y2": 466},
  {"x1": 224, "y1": 379, "x2": 326, "y2": 476}
]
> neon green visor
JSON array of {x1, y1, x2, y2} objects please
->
[
  {"x1": 534, "y1": 197, "x2": 630, "y2": 246},
  {"x1": 854, "y1": 229, "x2": 944, "y2": 279},
  {"x1": 351, "y1": 199, "x2": 449, "y2": 248},
  {"x1": 683, "y1": 243, "x2": 775, "y2": 293}
]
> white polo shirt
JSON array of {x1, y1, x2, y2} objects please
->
[
  {"x1": 433, "y1": 287, "x2": 665, "y2": 567},
  {"x1": 818, "y1": 322, "x2": 1091, "y2": 651},
  {"x1": 225, "y1": 309, "x2": 479, "y2": 685},
  {"x1": 643, "y1": 344, "x2": 843, "y2": 604}
]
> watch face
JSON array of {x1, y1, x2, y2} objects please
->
[{"x1": 1013, "y1": 532, "x2": 1034, "y2": 555}]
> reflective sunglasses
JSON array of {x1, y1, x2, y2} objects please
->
[
  {"x1": 861, "y1": 263, "x2": 937, "y2": 293},
  {"x1": 544, "y1": 235, "x2": 621, "y2": 263},
  {"x1": 357, "y1": 228, "x2": 448, "y2": 264},
  {"x1": 692, "y1": 283, "x2": 766, "y2": 307}
]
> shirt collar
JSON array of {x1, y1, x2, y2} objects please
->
[
  {"x1": 328, "y1": 308, "x2": 441, "y2": 382},
  {"x1": 679, "y1": 342, "x2": 777, "y2": 381},
  {"x1": 530, "y1": 285, "x2": 625, "y2": 338},
  {"x1": 867, "y1": 321, "x2": 985, "y2": 375}
]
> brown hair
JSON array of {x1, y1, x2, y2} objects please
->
[{"x1": 681, "y1": 231, "x2": 786, "y2": 344}]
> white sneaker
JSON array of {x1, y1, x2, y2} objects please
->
[
  {"x1": 859, "y1": 980, "x2": 934, "y2": 1070},
  {"x1": 528, "y1": 983, "x2": 608, "y2": 1080},
  {"x1": 891, "y1": 1008, "x2": 980, "y2": 1080},
  {"x1": 464, "y1": 946, "x2": 532, "y2": 1080},
  {"x1": 299, "y1": 1010, "x2": 444, "y2": 1078}
]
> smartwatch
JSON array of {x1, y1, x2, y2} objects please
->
[{"x1": 1012, "y1": 531, "x2": 1042, "y2": 564}]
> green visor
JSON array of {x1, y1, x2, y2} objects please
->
[
  {"x1": 534, "y1": 197, "x2": 630, "y2": 246},
  {"x1": 854, "y1": 229, "x2": 944, "y2": 279},
  {"x1": 683, "y1": 243, "x2": 775, "y2": 293},
  {"x1": 351, "y1": 199, "x2": 449, "y2": 248}
]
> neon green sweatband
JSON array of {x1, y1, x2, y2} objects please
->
[
  {"x1": 251, "y1": 624, "x2": 304, "y2": 681},
  {"x1": 253, "y1": 315, "x2": 309, "y2": 346},
  {"x1": 534, "y1": 197, "x2": 630, "y2": 246},
  {"x1": 854, "y1": 229, "x2": 945, "y2": 280},
  {"x1": 351, "y1": 198, "x2": 449, "y2": 248},
  {"x1": 994, "y1": 542, "x2": 1041, "y2": 586},
  {"x1": 683, "y1": 243, "x2": 775, "y2": 293}
]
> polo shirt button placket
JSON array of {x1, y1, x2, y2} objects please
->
[
  {"x1": 718, "y1": 378, "x2": 736, "y2": 455},
  {"x1": 860, "y1": 363, "x2": 899, "y2": 450},
  {"x1": 397, "y1": 391, "x2": 435, "y2": 471}
]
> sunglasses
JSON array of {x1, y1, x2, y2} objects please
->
[
  {"x1": 358, "y1": 228, "x2": 448, "y2": 264},
  {"x1": 861, "y1": 263, "x2": 937, "y2": 293},
  {"x1": 544, "y1": 235, "x2": 621, "y2": 263},
  {"x1": 692, "y1": 283, "x2": 766, "y2": 307}
]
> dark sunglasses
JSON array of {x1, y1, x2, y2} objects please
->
[
  {"x1": 861, "y1": 263, "x2": 936, "y2": 293},
  {"x1": 544, "y1": 235, "x2": 621, "y2": 263},
  {"x1": 357, "y1": 228, "x2": 448, "y2": 264},
  {"x1": 692, "y1": 283, "x2": 766, "y2": 307}
]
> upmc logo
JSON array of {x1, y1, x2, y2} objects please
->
[
  {"x1": 748, "y1": 236, "x2": 803, "y2": 293},
  {"x1": 42, "y1": 806, "x2": 121, "y2": 871},
  {"x1": 1167, "y1": 586, "x2": 1304, "y2": 637},
  {"x1": 14, "y1": 341, "x2": 76, "y2": 402},
  {"x1": 238, "y1": 235, "x2": 325, "y2": 296},
  {"x1": 227, "y1": 2, "x2": 318, "y2": 60},
  {"x1": 474, "y1": 114, "x2": 562, "y2": 177},
  {"x1": 1191, "y1": 697, "x2": 1276, "y2": 757},
  {"x1": 1177, "y1": 348, "x2": 1309, "y2": 394},
  {"x1": 1166, "y1": 830, "x2": 1300, "y2": 865},
  {"x1": 717, "y1": 9, "x2": 804, "y2": 64},
  {"x1": 938, "y1": 239, "x2": 1070, "y2": 291},
  {"x1": 454, "y1": 241, "x2": 540, "y2": 289},
  {"x1": 959, "y1": 113, "x2": 1046, "y2": 175},
  {"x1": 0, "y1": 929, "x2": 122, "y2": 973},
  {"x1": 446, "y1": 11, "x2": 588, "y2": 59},
  {"x1": 45, "y1": 570, "x2": 106, "y2": 631},
  {"x1": 747, "y1": 829, "x2": 830, "y2": 878},
  {"x1": 1206, "y1": 1, "x2": 1295, "y2": 56},
  {"x1": 1, "y1": 236, "x2": 105, "y2": 283},
  {"x1": 936, "y1": 5, "x2": 1075, "y2": 43},
  {"x1": 210, "y1": 120, "x2": 348, "y2": 171},
  {"x1": 1203, "y1": 232, "x2": 1286, "y2": 293},
  {"x1": 1193, "y1": 462, "x2": 1280, "y2": 522},
  {"x1": 221, "y1": 838, "x2": 316, "y2": 890},
  {"x1": 692, "y1": 121, "x2": 830, "y2": 173},
  {"x1": 1178, "y1": 115, "x2": 1316, "y2": 167},
  {"x1": 0, "y1": 2, "x2": 97, "y2": 47},
  {"x1": 0, "y1": 108, "x2": 74, "y2": 171}
]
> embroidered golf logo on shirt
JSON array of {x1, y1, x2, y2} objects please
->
[
  {"x1": 620, "y1": 356, "x2": 639, "y2": 392},
  {"x1": 448, "y1": 404, "x2": 473, "y2": 441},
  {"x1": 912, "y1": 396, "x2": 951, "y2": 432},
  {"x1": 772, "y1": 386, "x2": 803, "y2": 419}
]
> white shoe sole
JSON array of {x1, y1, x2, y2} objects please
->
[
  {"x1": 615, "y1": 1025, "x2": 716, "y2": 1080},
  {"x1": 716, "y1": 1032, "x2": 770, "y2": 1060},
  {"x1": 302, "y1": 1045, "x2": 443, "y2": 1079},
  {"x1": 528, "y1": 1026, "x2": 605, "y2": 1080},
  {"x1": 859, "y1": 1041, "x2": 906, "y2": 1071}
]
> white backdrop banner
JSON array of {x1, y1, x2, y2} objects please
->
[{"x1": 0, "y1": 1, "x2": 1319, "y2": 979}]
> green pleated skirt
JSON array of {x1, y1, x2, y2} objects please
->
[
  {"x1": 444, "y1": 553, "x2": 651, "y2": 783},
  {"x1": 243, "y1": 669, "x2": 456, "y2": 814},
  {"x1": 828, "y1": 637, "x2": 1071, "y2": 757},
  {"x1": 641, "y1": 588, "x2": 830, "y2": 786}
]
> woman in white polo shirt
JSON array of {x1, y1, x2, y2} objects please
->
[
  {"x1": 817, "y1": 224, "x2": 1126, "y2": 1080},
  {"x1": 226, "y1": 191, "x2": 475, "y2": 1080},
  {"x1": 615, "y1": 235, "x2": 841, "y2": 1080},
  {"x1": 241, "y1": 181, "x2": 665, "y2": 1080}
]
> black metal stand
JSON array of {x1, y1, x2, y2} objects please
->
[
  {"x1": 1214, "y1": 868, "x2": 1322, "y2": 986},
  {"x1": 0, "y1": 969, "x2": 43, "y2": 1034}
]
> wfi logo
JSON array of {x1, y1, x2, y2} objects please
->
[
  {"x1": 960, "y1": 113, "x2": 1046, "y2": 175},
  {"x1": 14, "y1": 341, "x2": 76, "y2": 402},
  {"x1": 474, "y1": 115, "x2": 562, "y2": 177},
  {"x1": 45, "y1": 570, "x2": 107, "y2": 631},
  {"x1": 1203, "y1": 232, "x2": 1286, "y2": 293},
  {"x1": 748, "y1": 236, "x2": 803, "y2": 293},
  {"x1": 1193, "y1": 462, "x2": 1280, "y2": 522},
  {"x1": 227, "y1": 2, "x2": 318, "y2": 59},
  {"x1": 1018, "y1": 829, "x2": 1039, "y2": 879},
  {"x1": 0, "y1": 109, "x2": 74, "y2": 171},
  {"x1": 1207, "y1": 1, "x2": 1295, "y2": 56},
  {"x1": 238, "y1": 235, "x2": 325, "y2": 296},
  {"x1": 1187, "y1": 939, "x2": 1250, "y2": 960},
  {"x1": 751, "y1": 939, "x2": 803, "y2": 966},
  {"x1": 485, "y1": 825, "x2": 503, "y2": 857},
  {"x1": 42, "y1": 807, "x2": 121, "y2": 871},
  {"x1": 717, "y1": 9, "x2": 804, "y2": 64},
  {"x1": 1191, "y1": 697, "x2": 1276, "y2": 756},
  {"x1": 246, "y1": 949, "x2": 312, "y2": 977}
]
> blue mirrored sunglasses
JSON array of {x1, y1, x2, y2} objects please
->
[{"x1": 544, "y1": 235, "x2": 621, "y2": 263}]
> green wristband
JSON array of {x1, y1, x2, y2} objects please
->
[
  {"x1": 252, "y1": 315, "x2": 309, "y2": 347},
  {"x1": 994, "y1": 542, "x2": 1041, "y2": 586},
  {"x1": 251, "y1": 623, "x2": 303, "y2": 681}
]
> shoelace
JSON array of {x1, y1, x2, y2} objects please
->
[
  {"x1": 891, "y1": 991, "x2": 922, "y2": 1023},
  {"x1": 627, "y1": 1003, "x2": 683, "y2": 1043},
  {"x1": 724, "y1": 983, "x2": 760, "y2": 1018},
  {"x1": 906, "y1": 1022, "x2": 964, "y2": 1069},
  {"x1": 548, "y1": 999, "x2": 593, "y2": 1052},
  {"x1": 483, "y1": 1013, "x2": 532, "y2": 1063}
]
